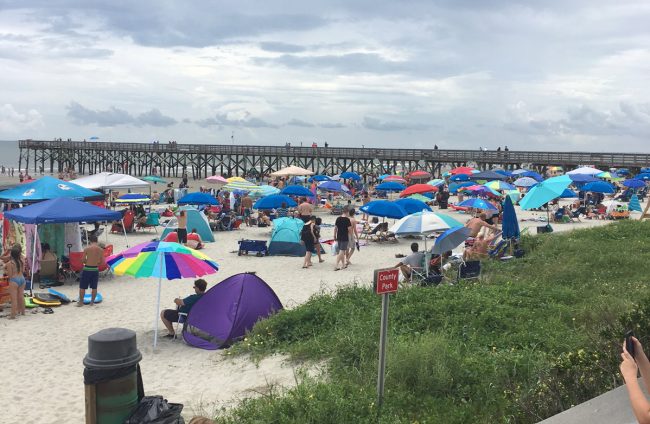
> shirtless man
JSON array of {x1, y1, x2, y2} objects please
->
[
  {"x1": 463, "y1": 233, "x2": 497, "y2": 260},
  {"x1": 346, "y1": 208, "x2": 359, "y2": 266},
  {"x1": 240, "y1": 194, "x2": 253, "y2": 226},
  {"x1": 297, "y1": 197, "x2": 313, "y2": 223},
  {"x1": 78, "y1": 235, "x2": 104, "y2": 306},
  {"x1": 464, "y1": 212, "x2": 498, "y2": 237},
  {"x1": 176, "y1": 210, "x2": 188, "y2": 243}
]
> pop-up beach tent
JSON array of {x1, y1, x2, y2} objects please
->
[
  {"x1": 160, "y1": 207, "x2": 214, "y2": 242},
  {"x1": 267, "y1": 217, "x2": 306, "y2": 256},
  {"x1": 3, "y1": 197, "x2": 122, "y2": 295},
  {"x1": 183, "y1": 272, "x2": 283, "y2": 350}
]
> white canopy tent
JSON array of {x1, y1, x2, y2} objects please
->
[{"x1": 71, "y1": 172, "x2": 150, "y2": 190}]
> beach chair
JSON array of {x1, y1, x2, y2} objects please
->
[
  {"x1": 63, "y1": 252, "x2": 84, "y2": 281},
  {"x1": 457, "y1": 260, "x2": 481, "y2": 282},
  {"x1": 173, "y1": 312, "x2": 188, "y2": 340},
  {"x1": 409, "y1": 252, "x2": 443, "y2": 286},
  {"x1": 137, "y1": 212, "x2": 160, "y2": 233}
]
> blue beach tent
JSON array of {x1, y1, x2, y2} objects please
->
[
  {"x1": 3, "y1": 197, "x2": 121, "y2": 224},
  {"x1": 268, "y1": 217, "x2": 306, "y2": 256},
  {"x1": 0, "y1": 176, "x2": 103, "y2": 203},
  {"x1": 177, "y1": 192, "x2": 218, "y2": 205}
]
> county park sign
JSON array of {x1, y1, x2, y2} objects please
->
[{"x1": 373, "y1": 268, "x2": 399, "y2": 295}]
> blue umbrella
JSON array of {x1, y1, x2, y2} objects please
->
[
  {"x1": 288, "y1": 176, "x2": 306, "y2": 185},
  {"x1": 340, "y1": 171, "x2": 361, "y2": 181},
  {"x1": 450, "y1": 174, "x2": 470, "y2": 182},
  {"x1": 469, "y1": 170, "x2": 508, "y2": 181},
  {"x1": 449, "y1": 181, "x2": 474, "y2": 193},
  {"x1": 583, "y1": 181, "x2": 615, "y2": 194},
  {"x1": 513, "y1": 177, "x2": 538, "y2": 187},
  {"x1": 618, "y1": 168, "x2": 630, "y2": 176},
  {"x1": 394, "y1": 198, "x2": 431, "y2": 214},
  {"x1": 511, "y1": 169, "x2": 531, "y2": 175},
  {"x1": 378, "y1": 174, "x2": 391, "y2": 180},
  {"x1": 559, "y1": 188, "x2": 578, "y2": 198},
  {"x1": 318, "y1": 181, "x2": 350, "y2": 192},
  {"x1": 0, "y1": 176, "x2": 103, "y2": 203},
  {"x1": 375, "y1": 182, "x2": 406, "y2": 192},
  {"x1": 501, "y1": 195, "x2": 520, "y2": 240},
  {"x1": 495, "y1": 169, "x2": 514, "y2": 177},
  {"x1": 624, "y1": 179, "x2": 646, "y2": 189},
  {"x1": 635, "y1": 173, "x2": 650, "y2": 181},
  {"x1": 281, "y1": 185, "x2": 314, "y2": 197},
  {"x1": 309, "y1": 175, "x2": 331, "y2": 182},
  {"x1": 360, "y1": 200, "x2": 408, "y2": 219},
  {"x1": 568, "y1": 174, "x2": 599, "y2": 183},
  {"x1": 115, "y1": 193, "x2": 151, "y2": 203},
  {"x1": 178, "y1": 192, "x2": 218, "y2": 205},
  {"x1": 457, "y1": 198, "x2": 498, "y2": 211},
  {"x1": 432, "y1": 227, "x2": 471, "y2": 255},
  {"x1": 519, "y1": 175, "x2": 572, "y2": 210},
  {"x1": 521, "y1": 171, "x2": 543, "y2": 181},
  {"x1": 253, "y1": 194, "x2": 298, "y2": 210},
  {"x1": 249, "y1": 185, "x2": 280, "y2": 198}
]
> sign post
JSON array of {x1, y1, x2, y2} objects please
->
[{"x1": 373, "y1": 267, "x2": 399, "y2": 410}]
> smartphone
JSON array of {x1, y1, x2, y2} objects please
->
[{"x1": 625, "y1": 330, "x2": 635, "y2": 358}]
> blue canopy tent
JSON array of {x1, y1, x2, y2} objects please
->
[
  {"x1": 0, "y1": 176, "x2": 103, "y2": 203},
  {"x1": 177, "y1": 192, "x2": 219, "y2": 206},
  {"x1": 4, "y1": 197, "x2": 123, "y2": 295}
]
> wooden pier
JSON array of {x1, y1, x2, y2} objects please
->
[{"x1": 18, "y1": 140, "x2": 650, "y2": 179}]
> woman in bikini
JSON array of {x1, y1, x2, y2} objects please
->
[{"x1": 5, "y1": 245, "x2": 26, "y2": 319}]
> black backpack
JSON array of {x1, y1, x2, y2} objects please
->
[{"x1": 124, "y1": 396, "x2": 184, "y2": 424}]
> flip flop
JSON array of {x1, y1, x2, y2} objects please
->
[{"x1": 42, "y1": 308, "x2": 54, "y2": 314}]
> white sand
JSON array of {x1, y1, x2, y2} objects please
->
[{"x1": 0, "y1": 179, "x2": 627, "y2": 422}]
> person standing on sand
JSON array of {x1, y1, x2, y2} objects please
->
[
  {"x1": 314, "y1": 217, "x2": 324, "y2": 263},
  {"x1": 176, "y1": 210, "x2": 188, "y2": 244},
  {"x1": 346, "y1": 208, "x2": 359, "y2": 266},
  {"x1": 78, "y1": 235, "x2": 103, "y2": 307},
  {"x1": 4, "y1": 245, "x2": 26, "y2": 319},
  {"x1": 240, "y1": 193, "x2": 253, "y2": 226},
  {"x1": 297, "y1": 197, "x2": 313, "y2": 222},
  {"x1": 334, "y1": 209, "x2": 352, "y2": 271},
  {"x1": 301, "y1": 216, "x2": 316, "y2": 269}
]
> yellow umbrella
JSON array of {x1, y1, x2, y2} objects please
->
[{"x1": 226, "y1": 176, "x2": 246, "y2": 183}]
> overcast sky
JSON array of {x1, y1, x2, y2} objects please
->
[{"x1": 1, "y1": 1, "x2": 649, "y2": 151}]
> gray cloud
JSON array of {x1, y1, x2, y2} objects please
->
[
  {"x1": 66, "y1": 102, "x2": 177, "y2": 127},
  {"x1": 362, "y1": 116, "x2": 429, "y2": 131},
  {"x1": 319, "y1": 122, "x2": 346, "y2": 128},
  {"x1": 259, "y1": 41, "x2": 306, "y2": 53},
  {"x1": 255, "y1": 53, "x2": 406, "y2": 75},
  {"x1": 195, "y1": 112, "x2": 278, "y2": 129},
  {"x1": 286, "y1": 118, "x2": 314, "y2": 127}
]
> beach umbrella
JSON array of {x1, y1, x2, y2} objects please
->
[
  {"x1": 432, "y1": 227, "x2": 471, "y2": 255},
  {"x1": 360, "y1": 200, "x2": 408, "y2": 219},
  {"x1": 462, "y1": 185, "x2": 500, "y2": 198},
  {"x1": 520, "y1": 171, "x2": 543, "y2": 181},
  {"x1": 629, "y1": 194, "x2": 642, "y2": 212},
  {"x1": 519, "y1": 175, "x2": 572, "y2": 210},
  {"x1": 457, "y1": 198, "x2": 498, "y2": 211},
  {"x1": 559, "y1": 188, "x2": 578, "y2": 198},
  {"x1": 400, "y1": 184, "x2": 438, "y2": 198},
  {"x1": 107, "y1": 241, "x2": 219, "y2": 349},
  {"x1": 376, "y1": 182, "x2": 406, "y2": 192},
  {"x1": 485, "y1": 180, "x2": 515, "y2": 191},
  {"x1": 450, "y1": 166, "x2": 476, "y2": 175},
  {"x1": 617, "y1": 168, "x2": 631, "y2": 176},
  {"x1": 115, "y1": 193, "x2": 151, "y2": 204},
  {"x1": 623, "y1": 179, "x2": 646, "y2": 189},
  {"x1": 389, "y1": 211, "x2": 450, "y2": 236},
  {"x1": 394, "y1": 198, "x2": 431, "y2": 214},
  {"x1": 222, "y1": 180, "x2": 259, "y2": 192},
  {"x1": 308, "y1": 175, "x2": 331, "y2": 182},
  {"x1": 514, "y1": 177, "x2": 538, "y2": 187},
  {"x1": 226, "y1": 176, "x2": 246, "y2": 183},
  {"x1": 142, "y1": 175, "x2": 167, "y2": 184},
  {"x1": 318, "y1": 181, "x2": 350, "y2": 193},
  {"x1": 568, "y1": 174, "x2": 599, "y2": 183},
  {"x1": 470, "y1": 170, "x2": 508, "y2": 181},
  {"x1": 448, "y1": 181, "x2": 474, "y2": 193},
  {"x1": 511, "y1": 169, "x2": 531, "y2": 175},
  {"x1": 582, "y1": 181, "x2": 615, "y2": 194},
  {"x1": 177, "y1": 192, "x2": 219, "y2": 205},
  {"x1": 270, "y1": 165, "x2": 314, "y2": 177},
  {"x1": 505, "y1": 190, "x2": 521, "y2": 204},
  {"x1": 501, "y1": 196, "x2": 520, "y2": 240},
  {"x1": 0, "y1": 176, "x2": 104, "y2": 203},
  {"x1": 596, "y1": 171, "x2": 621, "y2": 180},
  {"x1": 450, "y1": 174, "x2": 470, "y2": 182},
  {"x1": 427, "y1": 179, "x2": 445, "y2": 187},
  {"x1": 433, "y1": 212, "x2": 463, "y2": 229},
  {"x1": 340, "y1": 171, "x2": 361, "y2": 181},
  {"x1": 287, "y1": 176, "x2": 306, "y2": 185},
  {"x1": 206, "y1": 175, "x2": 228, "y2": 186},
  {"x1": 384, "y1": 175, "x2": 406, "y2": 183},
  {"x1": 407, "y1": 170, "x2": 432, "y2": 180},
  {"x1": 253, "y1": 194, "x2": 297, "y2": 210},
  {"x1": 377, "y1": 174, "x2": 391, "y2": 180},
  {"x1": 281, "y1": 185, "x2": 314, "y2": 197},
  {"x1": 567, "y1": 166, "x2": 603, "y2": 176},
  {"x1": 408, "y1": 194, "x2": 432, "y2": 203},
  {"x1": 635, "y1": 173, "x2": 650, "y2": 181},
  {"x1": 249, "y1": 185, "x2": 280, "y2": 197}
]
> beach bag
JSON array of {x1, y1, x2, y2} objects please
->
[
  {"x1": 124, "y1": 395, "x2": 184, "y2": 424},
  {"x1": 331, "y1": 242, "x2": 338, "y2": 255}
]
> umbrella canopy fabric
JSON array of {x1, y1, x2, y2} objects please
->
[
  {"x1": 470, "y1": 170, "x2": 508, "y2": 181},
  {"x1": 514, "y1": 177, "x2": 538, "y2": 187},
  {"x1": 635, "y1": 173, "x2": 650, "y2": 181},
  {"x1": 462, "y1": 185, "x2": 500, "y2": 198},
  {"x1": 3, "y1": 197, "x2": 121, "y2": 224},
  {"x1": 383, "y1": 175, "x2": 406, "y2": 183},
  {"x1": 281, "y1": 185, "x2": 314, "y2": 197},
  {"x1": 408, "y1": 170, "x2": 432, "y2": 180},
  {"x1": 567, "y1": 166, "x2": 603, "y2": 175},
  {"x1": 389, "y1": 211, "x2": 450, "y2": 236},
  {"x1": 560, "y1": 189, "x2": 578, "y2": 198},
  {"x1": 568, "y1": 174, "x2": 599, "y2": 183},
  {"x1": 71, "y1": 172, "x2": 149, "y2": 190},
  {"x1": 177, "y1": 192, "x2": 218, "y2": 205},
  {"x1": 340, "y1": 171, "x2": 361, "y2": 181},
  {"x1": 253, "y1": 194, "x2": 298, "y2": 210},
  {"x1": 360, "y1": 200, "x2": 408, "y2": 219},
  {"x1": 394, "y1": 198, "x2": 431, "y2": 214},
  {"x1": 249, "y1": 185, "x2": 280, "y2": 197},
  {"x1": 582, "y1": 181, "x2": 615, "y2": 194},
  {"x1": 142, "y1": 175, "x2": 166, "y2": 183},
  {"x1": 485, "y1": 180, "x2": 515, "y2": 191},
  {"x1": 519, "y1": 175, "x2": 572, "y2": 210},
  {"x1": 501, "y1": 195, "x2": 520, "y2": 240},
  {"x1": 318, "y1": 181, "x2": 350, "y2": 192},
  {"x1": 433, "y1": 213, "x2": 463, "y2": 229},
  {"x1": 450, "y1": 166, "x2": 476, "y2": 175},
  {"x1": 400, "y1": 184, "x2": 438, "y2": 198},
  {"x1": 206, "y1": 175, "x2": 228, "y2": 185},
  {"x1": 432, "y1": 227, "x2": 471, "y2": 255},
  {"x1": 222, "y1": 180, "x2": 259, "y2": 192},
  {"x1": 226, "y1": 176, "x2": 246, "y2": 183},
  {"x1": 511, "y1": 169, "x2": 531, "y2": 175},
  {"x1": 457, "y1": 198, "x2": 498, "y2": 211},
  {"x1": 495, "y1": 169, "x2": 514, "y2": 177},
  {"x1": 448, "y1": 181, "x2": 474, "y2": 193},
  {"x1": 427, "y1": 179, "x2": 445, "y2": 187},
  {"x1": 115, "y1": 193, "x2": 151, "y2": 203},
  {"x1": 449, "y1": 174, "x2": 470, "y2": 182},
  {"x1": 623, "y1": 179, "x2": 646, "y2": 189},
  {"x1": 309, "y1": 175, "x2": 331, "y2": 182},
  {"x1": 375, "y1": 182, "x2": 406, "y2": 192},
  {"x1": 270, "y1": 165, "x2": 314, "y2": 177},
  {"x1": 407, "y1": 194, "x2": 432, "y2": 202},
  {"x1": 0, "y1": 176, "x2": 104, "y2": 203},
  {"x1": 520, "y1": 171, "x2": 544, "y2": 181},
  {"x1": 596, "y1": 171, "x2": 621, "y2": 180}
]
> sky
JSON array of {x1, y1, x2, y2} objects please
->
[{"x1": 1, "y1": 1, "x2": 650, "y2": 152}]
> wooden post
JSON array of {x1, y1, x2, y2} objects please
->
[
  {"x1": 640, "y1": 199, "x2": 650, "y2": 220},
  {"x1": 85, "y1": 384, "x2": 97, "y2": 424}
]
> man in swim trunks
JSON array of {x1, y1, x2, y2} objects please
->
[
  {"x1": 464, "y1": 212, "x2": 498, "y2": 238},
  {"x1": 160, "y1": 279, "x2": 207, "y2": 338},
  {"x1": 176, "y1": 210, "x2": 188, "y2": 243},
  {"x1": 240, "y1": 193, "x2": 253, "y2": 226},
  {"x1": 297, "y1": 197, "x2": 313, "y2": 223},
  {"x1": 78, "y1": 234, "x2": 103, "y2": 307}
]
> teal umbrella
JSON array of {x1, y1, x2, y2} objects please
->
[
  {"x1": 519, "y1": 175, "x2": 572, "y2": 210},
  {"x1": 142, "y1": 175, "x2": 167, "y2": 184}
]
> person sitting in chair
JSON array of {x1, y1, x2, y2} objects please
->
[
  {"x1": 160, "y1": 279, "x2": 207, "y2": 338},
  {"x1": 394, "y1": 242, "x2": 424, "y2": 279},
  {"x1": 463, "y1": 233, "x2": 498, "y2": 261},
  {"x1": 185, "y1": 228, "x2": 204, "y2": 250}
]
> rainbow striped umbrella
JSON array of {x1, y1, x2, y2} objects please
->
[
  {"x1": 107, "y1": 241, "x2": 219, "y2": 349},
  {"x1": 223, "y1": 180, "x2": 259, "y2": 192}
]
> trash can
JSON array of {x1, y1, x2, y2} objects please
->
[{"x1": 84, "y1": 328, "x2": 143, "y2": 424}]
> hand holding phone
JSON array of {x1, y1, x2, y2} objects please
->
[{"x1": 625, "y1": 330, "x2": 635, "y2": 358}]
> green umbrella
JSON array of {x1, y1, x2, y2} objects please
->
[{"x1": 142, "y1": 175, "x2": 167, "y2": 183}]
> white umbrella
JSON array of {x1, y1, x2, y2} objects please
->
[
  {"x1": 567, "y1": 166, "x2": 604, "y2": 175},
  {"x1": 270, "y1": 165, "x2": 314, "y2": 177}
]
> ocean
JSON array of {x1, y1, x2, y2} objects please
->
[{"x1": 0, "y1": 140, "x2": 19, "y2": 168}]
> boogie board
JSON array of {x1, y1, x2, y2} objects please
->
[
  {"x1": 81, "y1": 293, "x2": 103, "y2": 305},
  {"x1": 48, "y1": 289, "x2": 71, "y2": 304},
  {"x1": 24, "y1": 297, "x2": 38, "y2": 309}
]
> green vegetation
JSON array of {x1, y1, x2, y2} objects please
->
[{"x1": 216, "y1": 221, "x2": 650, "y2": 423}]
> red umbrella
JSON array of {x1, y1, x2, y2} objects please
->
[
  {"x1": 450, "y1": 166, "x2": 476, "y2": 175},
  {"x1": 400, "y1": 184, "x2": 438, "y2": 198},
  {"x1": 384, "y1": 175, "x2": 406, "y2": 183},
  {"x1": 408, "y1": 170, "x2": 432, "y2": 180}
]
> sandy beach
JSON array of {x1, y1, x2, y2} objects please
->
[{"x1": 0, "y1": 173, "x2": 626, "y2": 423}]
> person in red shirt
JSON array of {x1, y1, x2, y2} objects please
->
[
  {"x1": 186, "y1": 228, "x2": 204, "y2": 250},
  {"x1": 163, "y1": 230, "x2": 179, "y2": 243}
]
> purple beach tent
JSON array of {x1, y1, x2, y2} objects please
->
[{"x1": 183, "y1": 272, "x2": 283, "y2": 350}]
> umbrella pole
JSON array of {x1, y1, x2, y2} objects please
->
[
  {"x1": 121, "y1": 218, "x2": 129, "y2": 248},
  {"x1": 29, "y1": 224, "x2": 38, "y2": 297},
  {"x1": 153, "y1": 253, "x2": 163, "y2": 350}
]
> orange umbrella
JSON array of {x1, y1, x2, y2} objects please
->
[{"x1": 450, "y1": 166, "x2": 476, "y2": 175}]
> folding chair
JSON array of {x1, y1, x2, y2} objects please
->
[
  {"x1": 137, "y1": 212, "x2": 160, "y2": 233},
  {"x1": 457, "y1": 260, "x2": 481, "y2": 282},
  {"x1": 173, "y1": 312, "x2": 188, "y2": 340}
]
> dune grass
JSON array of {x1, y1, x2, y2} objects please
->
[{"x1": 215, "y1": 220, "x2": 650, "y2": 423}]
